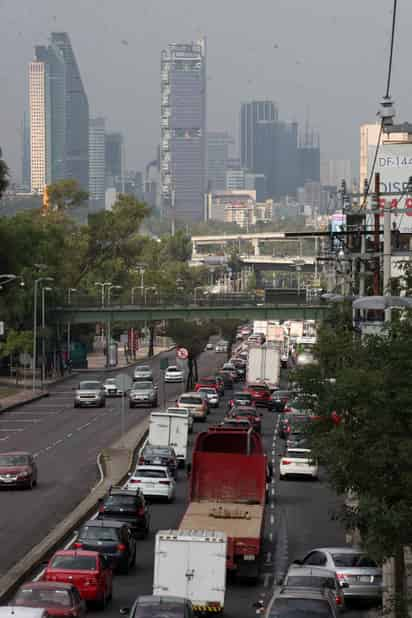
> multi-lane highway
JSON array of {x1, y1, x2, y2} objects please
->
[
  {"x1": 0, "y1": 349, "x2": 221, "y2": 577},
  {"x1": 30, "y1": 368, "x2": 366, "y2": 618}
]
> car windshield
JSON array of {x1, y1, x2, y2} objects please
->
[
  {"x1": 167, "y1": 367, "x2": 179, "y2": 372},
  {"x1": 146, "y1": 447, "x2": 171, "y2": 456},
  {"x1": 286, "y1": 451, "x2": 311, "y2": 459},
  {"x1": 136, "y1": 366, "x2": 150, "y2": 372},
  {"x1": 80, "y1": 526, "x2": 119, "y2": 541},
  {"x1": 198, "y1": 388, "x2": 215, "y2": 395},
  {"x1": 104, "y1": 495, "x2": 136, "y2": 508},
  {"x1": 79, "y1": 382, "x2": 100, "y2": 390},
  {"x1": 50, "y1": 555, "x2": 97, "y2": 571},
  {"x1": 271, "y1": 598, "x2": 331, "y2": 618},
  {"x1": 331, "y1": 553, "x2": 377, "y2": 567},
  {"x1": 286, "y1": 576, "x2": 336, "y2": 589},
  {"x1": 137, "y1": 469, "x2": 167, "y2": 478},
  {"x1": 15, "y1": 588, "x2": 72, "y2": 608},
  {"x1": 0, "y1": 454, "x2": 29, "y2": 466},
  {"x1": 136, "y1": 603, "x2": 186, "y2": 618},
  {"x1": 105, "y1": 379, "x2": 116, "y2": 385},
  {"x1": 250, "y1": 385, "x2": 268, "y2": 391},
  {"x1": 180, "y1": 396, "x2": 202, "y2": 405},
  {"x1": 234, "y1": 393, "x2": 251, "y2": 400},
  {"x1": 132, "y1": 382, "x2": 153, "y2": 390},
  {"x1": 236, "y1": 410, "x2": 257, "y2": 418}
]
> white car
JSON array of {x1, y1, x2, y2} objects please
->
[
  {"x1": 164, "y1": 365, "x2": 184, "y2": 383},
  {"x1": 133, "y1": 364, "x2": 153, "y2": 380},
  {"x1": 103, "y1": 377, "x2": 123, "y2": 397},
  {"x1": 196, "y1": 387, "x2": 219, "y2": 408},
  {"x1": 279, "y1": 448, "x2": 318, "y2": 480},
  {"x1": 126, "y1": 465, "x2": 176, "y2": 502}
]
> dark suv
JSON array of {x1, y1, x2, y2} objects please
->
[
  {"x1": 122, "y1": 595, "x2": 194, "y2": 618},
  {"x1": 97, "y1": 488, "x2": 150, "y2": 539},
  {"x1": 139, "y1": 445, "x2": 178, "y2": 478},
  {"x1": 74, "y1": 519, "x2": 136, "y2": 574}
]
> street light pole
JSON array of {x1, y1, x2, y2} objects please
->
[
  {"x1": 41, "y1": 287, "x2": 52, "y2": 387},
  {"x1": 67, "y1": 288, "x2": 77, "y2": 366},
  {"x1": 32, "y1": 276, "x2": 53, "y2": 392}
]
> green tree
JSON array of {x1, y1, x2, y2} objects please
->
[
  {"x1": 46, "y1": 179, "x2": 88, "y2": 211},
  {"x1": 292, "y1": 310, "x2": 412, "y2": 618},
  {"x1": 0, "y1": 329, "x2": 32, "y2": 384},
  {"x1": 165, "y1": 320, "x2": 216, "y2": 389},
  {"x1": 0, "y1": 157, "x2": 9, "y2": 198}
]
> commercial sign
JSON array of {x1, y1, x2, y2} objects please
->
[{"x1": 368, "y1": 144, "x2": 412, "y2": 232}]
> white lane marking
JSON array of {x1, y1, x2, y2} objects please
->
[
  {"x1": 271, "y1": 487, "x2": 275, "y2": 496},
  {"x1": 270, "y1": 514, "x2": 275, "y2": 525},
  {"x1": 53, "y1": 439, "x2": 63, "y2": 446},
  {"x1": 0, "y1": 428, "x2": 24, "y2": 432},
  {"x1": 0, "y1": 418, "x2": 41, "y2": 423},
  {"x1": 269, "y1": 531, "x2": 273, "y2": 542},
  {"x1": 0, "y1": 436, "x2": 10, "y2": 441},
  {"x1": 66, "y1": 433, "x2": 73, "y2": 438},
  {"x1": 264, "y1": 573, "x2": 271, "y2": 588},
  {"x1": 270, "y1": 502, "x2": 275, "y2": 510},
  {"x1": 265, "y1": 551, "x2": 272, "y2": 564}
]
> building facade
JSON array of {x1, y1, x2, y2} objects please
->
[
  {"x1": 207, "y1": 132, "x2": 233, "y2": 191},
  {"x1": 206, "y1": 190, "x2": 256, "y2": 229},
  {"x1": 320, "y1": 159, "x2": 352, "y2": 189},
  {"x1": 29, "y1": 60, "x2": 51, "y2": 192},
  {"x1": 105, "y1": 132, "x2": 123, "y2": 189},
  {"x1": 240, "y1": 100, "x2": 278, "y2": 170},
  {"x1": 89, "y1": 117, "x2": 106, "y2": 203},
  {"x1": 51, "y1": 32, "x2": 89, "y2": 192},
  {"x1": 160, "y1": 38, "x2": 207, "y2": 221}
]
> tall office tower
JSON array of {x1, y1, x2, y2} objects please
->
[
  {"x1": 51, "y1": 32, "x2": 89, "y2": 191},
  {"x1": 254, "y1": 120, "x2": 298, "y2": 199},
  {"x1": 89, "y1": 117, "x2": 106, "y2": 203},
  {"x1": 105, "y1": 132, "x2": 123, "y2": 188},
  {"x1": 29, "y1": 57, "x2": 51, "y2": 192},
  {"x1": 22, "y1": 111, "x2": 31, "y2": 190},
  {"x1": 298, "y1": 129, "x2": 320, "y2": 187},
  {"x1": 160, "y1": 38, "x2": 207, "y2": 221},
  {"x1": 240, "y1": 100, "x2": 278, "y2": 171},
  {"x1": 207, "y1": 132, "x2": 233, "y2": 191}
]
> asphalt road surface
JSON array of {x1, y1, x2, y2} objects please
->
[
  {"x1": 0, "y1": 348, "x2": 223, "y2": 576},
  {"x1": 58, "y1": 369, "x2": 368, "y2": 618}
]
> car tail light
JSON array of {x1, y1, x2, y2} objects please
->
[
  {"x1": 137, "y1": 507, "x2": 145, "y2": 516},
  {"x1": 129, "y1": 479, "x2": 140, "y2": 484},
  {"x1": 336, "y1": 573, "x2": 347, "y2": 581},
  {"x1": 73, "y1": 542, "x2": 83, "y2": 549},
  {"x1": 335, "y1": 595, "x2": 343, "y2": 605},
  {"x1": 159, "y1": 480, "x2": 170, "y2": 485},
  {"x1": 117, "y1": 544, "x2": 126, "y2": 552},
  {"x1": 139, "y1": 456, "x2": 145, "y2": 464},
  {"x1": 281, "y1": 459, "x2": 291, "y2": 465},
  {"x1": 284, "y1": 406, "x2": 291, "y2": 413}
]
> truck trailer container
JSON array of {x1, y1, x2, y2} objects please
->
[
  {"x1": 246, "y1": 343, "x2": 281, "y2": 387},
  {"x1": 180, "y1": 427, "x2": 267, "y2": 580},
  {"x1": 149, "y1": 411, "x2": 189, "y2": 465},
  {"x1": 153, "y1": 529, "x2": 227, "y2": 612}
]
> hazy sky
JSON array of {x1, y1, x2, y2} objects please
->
[{"x1": 1, "y1": 0, "x2": 411, "y2": 181}]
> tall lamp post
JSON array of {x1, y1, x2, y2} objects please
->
[
  {"x1": 107, "y1": 285, "x2": 122, "y2": 367},
  {"x1": 41, "y1": 286, "x2": 53, "y2": 387},
  {"x1": 66, "y1": 288, "x2": 77, "y2": 366},
  {"x1": 95, "y1": 282, "x2": 112, "y2": 366},
  {"x1": 32, "y1": 276, "x2": 53, "y2": 392}
]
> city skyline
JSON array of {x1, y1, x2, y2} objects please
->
[{"x1": 1, "y1": 1, "x2": 410, "y2": 181}]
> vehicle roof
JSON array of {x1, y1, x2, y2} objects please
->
[
  {"x1": 286, "y1": 448, "x2": 311, "y2": 453},
  {"x1": 136, "y1": 365, "x2": 151, "y2": 370},
  {"x1": 179, "y1": 392, "x2": 202, "y2": 397},
  {"x1": 1, "y1": 609, "x2": 48, "y2": 618},
  {"x1": 51, "y1": 549, "x2": 99, "y2": 557},
  {"x1": 277, "y1": 587, "x2": 331, "y2": 599},
  {"x1": 18, "y1": 582, "x2": 75, "y2": 591},
  {"x1": 286, "y1": 565, "x2": 337, "y2": 578},
  {"x1": 81, "y1": 519, "x2": 125, "y2": 529},
  {"x1": 311, "y1": 547, "x2": 362, "y2": 554},
  {"x1": 0, "y1": 451, "x2": 31, "y2": 457},
  {"x1": 107, "y1": 488, "x2": 138, "y2": 497},
  {"x1": 135, "y1": 465, "x2": 170, "y2": 472},
  {"x1": 137, "y1": 595, "x2": 187, "y2": 606}
]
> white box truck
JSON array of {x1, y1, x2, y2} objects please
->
[
  {"x1": 247, "y1": 343, "x2": 281, "y2": 387},
  {"x1": 153, "y1": 530, "x2": 227, "y2": 612},
  {"x1": 149, "y1": 411, "x2": 189, "y2": 466}
]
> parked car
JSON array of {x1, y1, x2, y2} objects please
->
[
  {"x1": 133, "y1": 365, "x2": 153, "y2": 381},
  {"x1": 196, "y1": 387, "x2": 219, "y2": 408},
  {"x1": 296, "y1": 547, "x2": 382, "y2": 601},
  {"x1": 120, "y1": 595, "x2": 194, "y2": 618},
  {"x1": 139, "y1": 444, "x2": 178, "y2": 478},
  {"x1": 74, "y1": 381, "x2": 105, "y2": 408},
  {"x1": 279, "y1": 448, "x2": 318, "y2": 480},
  {"x1": 74, "y1": 519, "x2": 136, "y2": 574},
  {"x1": 97, "y1": 487, "x2": 150, "y2": 539},
  {"x1": 176, "y1": 393, "x2": 208, "y2": 422},
  {"x1": 43, "y1": 550, "x2": 113, "y2": 609},
  {"x1": 129, "y1": 381, "x2": 158, "y2": 408},
  {"x1": 264, "y1": 587, "x2": 338, "y2": 618},
  {"x1": 245, "y1": 382, "x2": 273, "y2": 408},
  {"x1": 0, "y1": 451, "x2": 37, "y2": 489},
  {"x1": 164, "y1": 366, "x2": 184, "y2": 383},
  {"x1": 103, "y1": 378, "x2": 123, "y2": 397},
  {"x1": 283, "y1": 564, "x2": 345, "y2": 611},
  {"x1": 215, "y1": 340, "x2": 228, "y2": 353},
  {"x1": 126, "y1": 465, "x2": 176, "y2": 502},
  {"x1": 12, "y1": 582, "x2": 86, "y2": 617}
]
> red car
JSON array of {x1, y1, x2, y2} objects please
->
[
  {"x1": 13, "y1": 582, "x2": 86, "y2": 617},
  {"x1": 0, "y1": 451, "x2": 38, "y2": 489},
  {"x1": 44, "y1": 550, "x2": 113, "y2": 609},
  {"x1": 195, "y1": 377, "x2": 224, "y2": 396},
  {"x1": 245, "y1": 383, "x2": 273, "y2": 408},
  {"x1": 227, "y1": 406, "x2": 262, "y2": 433}
]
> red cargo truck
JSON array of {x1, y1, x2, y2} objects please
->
[{"x1": 180, "y1": 426, "x2": 267, "y2": 580}]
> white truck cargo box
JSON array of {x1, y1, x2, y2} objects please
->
[
  {"x1": 149, "y1": 411, "x2": 189, "y2": 464},
  {"x1": 153, "y1": 530, "x2": 227, "y2": 611},
  {"x1": 247, "y1": 343, "x2": 281, "y2": 387}
]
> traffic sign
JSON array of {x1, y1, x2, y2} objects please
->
[{"x1": 176, "y1": 347, "x2": 189, "y2": 360}]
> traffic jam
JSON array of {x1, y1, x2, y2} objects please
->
[{"x1": 0, "y1": 320, "x2": 382, "y2": 618}]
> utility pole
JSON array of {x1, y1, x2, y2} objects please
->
[
  {"x1": 383, "y1": 194, "x2": 392, "y2": 322},
  {"x1": 373, "y1": 173, "x2": 381, "y2": 296}
]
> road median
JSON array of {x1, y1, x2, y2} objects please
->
[{"x1": 0, "y1": 415, "x2": 149, "y2": 603}]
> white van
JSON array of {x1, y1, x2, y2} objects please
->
[{"x1": 149, "y1": 411, "x2": 189, "y2": 466}]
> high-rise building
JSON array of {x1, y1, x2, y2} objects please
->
[
  {"x1": 51, "y1": 32, "x2": 89, "y2": 191},
  {"x1": 254, "y1": 120, "x2": 298, "y2": 199},
  {"x1": 105, "y1": 132, "x2": 123, "y2": 188},
  {"x1": 160, "y1": 38, "x2": 207, "y2": 221},
  {"x1": 240, "y1": 100, "x2": 278, "y2": 170},
  {"x1": 207, "y1": 132, "x2": 233, "y2": 191},
  {"x1": 320, "y1": 159, "x2": 352, "y2": 189},
  {"x1": 298, "y1": 129, "x2": 320, "y2": 187},
  {"x1": 89, "y1": 117, "x2": 106, "y2": 203},
  {"x1": 29, "y1": 58, "x2": 51, "y2": 192}
]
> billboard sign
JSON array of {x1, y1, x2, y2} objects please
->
[{"x1": 368, "y1": 144, "x2": 412, "y2": 232}]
